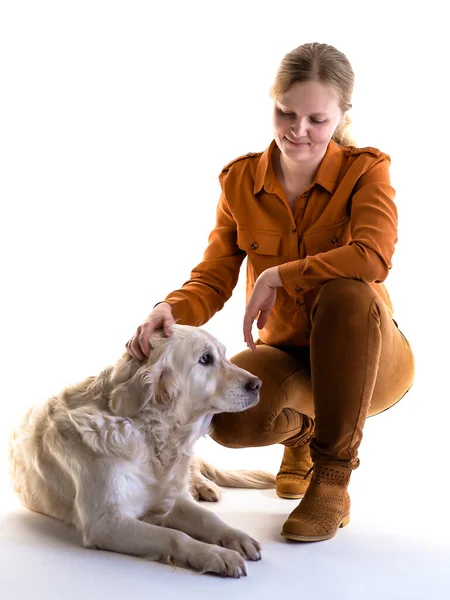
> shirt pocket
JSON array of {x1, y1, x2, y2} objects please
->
[
  {"x1": 302, "y1": 216, "x2": 351, "y2": 256},
  {"x1": 237, "y1": 226, "x2": 282, "y2": 274}
]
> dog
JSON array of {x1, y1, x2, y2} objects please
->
[{"x1": 10, "y1": 324, "x2": 275, "y2": 577}]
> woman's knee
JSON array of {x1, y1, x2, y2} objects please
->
[
  {"x1": 210, "y1": 347, "x2": 286, "y2": 448},
  {"x1": 312, "y1": 279, "x2": 378, "y2": 320},
  {"x1": 210, "y1": 405, "x2": 313, "y2": 449},
  {"x1": 210, "y1": 413, "x2": 268, "y2": 448},
  {"x1": 210, "y1": 345, "x2": 314, "y2": 448}
]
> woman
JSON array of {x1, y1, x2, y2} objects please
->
[{"x1": 127, "y1": 42, "x2": 415, "y2": 542}]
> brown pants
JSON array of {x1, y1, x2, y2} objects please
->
[{"x1": 211, "y1": 279, "x2": 415, "y2": 470}]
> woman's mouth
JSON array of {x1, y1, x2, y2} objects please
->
[{"x1": 286, "y1": 138, "x2": 310, "y2": 147}]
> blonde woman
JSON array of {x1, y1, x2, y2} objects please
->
[{"x1": 127, "y1": 42, "x2": 415, "y2": 542}]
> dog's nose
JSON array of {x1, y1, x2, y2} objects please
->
[{"x1": 245, "y1": 377, "x2": 261, "y2": 393}]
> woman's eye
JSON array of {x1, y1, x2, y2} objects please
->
[
  {"x1": 276, "y1": 108, "x2": 326, "y2": 124},
  {"x1": 199, "y1": 353, "x2": 214, "y2": 366},
  {"x1": 277, "y1": 108, "x2": 295, "y2": 118}
]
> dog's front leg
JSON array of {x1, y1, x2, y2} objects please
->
[
  {"x1": 163, "y1": 494, "x2": 261, "y2": 561},
  {"x1": 75, "y1": 472, "x2": 247, "y2": 578},
  {"x1": 81, "y1": 513, "x2": 248, "y2": 577}
]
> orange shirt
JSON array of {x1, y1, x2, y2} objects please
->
[{"x1": 163, "y1": 139, "x2": 398, "y2": 347}]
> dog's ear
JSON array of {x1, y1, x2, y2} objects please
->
[
  {"x1": 109, "y1": 355, "x2": 181, "y2": 417},
  {"x1": 147, "y1": 362, "x2": 181, "y2": 406},
  {"x1": 110, "y1": 353, "x2": 142, "y2": 386},
  {"x1": 109, "y1": 364, "x2": 151, "y2": 417}
]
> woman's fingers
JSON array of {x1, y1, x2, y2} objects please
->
[
  {"x1": 126, "y1": 306, "x2": 175, "y2": 360},
  {"x1": 243, "y1": 274, "x2": 278, "y2": 352},
  {"x1": 243, "y1": 308, "x2": 257, "y2": 352},
  {"x1": 127, "y1": 335, "x2": 146, "y2": 362},
  {"x1": 138, "y1": 322, "x2": 155, "y2": 358},
  {"x1": 163, "y1": 317, "x2": 175, "y2": 338}
]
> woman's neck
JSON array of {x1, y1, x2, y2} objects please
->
[{"x1": 273, "y1": 146, "x2": 325, "y2": 192}]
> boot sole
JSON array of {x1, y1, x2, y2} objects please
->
[
  {"x1": 276, "y1": 491, "x2": 306, "y2": 499},
  {"x1": 281, "y1": 515, "x2": 351, "y2": 542}
]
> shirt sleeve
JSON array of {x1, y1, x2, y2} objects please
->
[
  {"x1": 278, "y1": 156, "x2": 398, "y2": 296},
  {"x1": 161, "y1": 188, "x2": 246, "y2": 326}
]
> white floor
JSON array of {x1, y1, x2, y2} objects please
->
[
  {"x1": 1, "y1": 481, "x2": 449, "y2": 600},
  {"x1": 1, "y1": 375, "x2": 449, "y2": 599}
]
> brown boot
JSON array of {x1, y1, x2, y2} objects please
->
[
  {"x1": 281, "y1": 464, "x2": 351, "y2": 542},
  {"x1": 276, "y1": 443, "x2": 313, "y2": 499}
]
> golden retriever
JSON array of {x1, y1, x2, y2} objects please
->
[{"x1": 10, "y1": 325, "x2": 276, "y2": 577}]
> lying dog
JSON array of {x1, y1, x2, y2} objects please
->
[{"x1": 10, "y1": 325, "x2": 275, "y2": 577}]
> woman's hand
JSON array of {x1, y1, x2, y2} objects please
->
[
  {"x1": 126, "y1": 302, "x2": 175, "y2": 361},
  {"x1": 243, "y1": 267, "x2": 283, "y2": 352}
]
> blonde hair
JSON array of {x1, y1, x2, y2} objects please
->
[{"x1": 270, "y1": 42, "x2": 355, "y2": 146}]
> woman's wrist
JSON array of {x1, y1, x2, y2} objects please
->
[
  {"x1": 265, "y1": 266, "x2": 283, "y2": 288},
  {"x1": 153, "y1": 301, "x2": 171, "y2": 310}
]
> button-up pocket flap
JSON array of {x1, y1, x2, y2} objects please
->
[
  {"x1": 303, "y1": 217, "x2": 350, "y2": 255},
  {"x1": 237, "y1": 227, "x2": 282, "y2": 256}
]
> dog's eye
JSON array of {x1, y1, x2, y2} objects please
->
[{"x1": 199, "y1": 352, "x2": 214, "y2": 366}]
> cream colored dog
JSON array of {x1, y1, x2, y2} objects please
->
[{"x1": 10, "y1": 325, "x2": 274, "y2": 577}]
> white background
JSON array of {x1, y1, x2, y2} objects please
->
[
  {"x1": 1, "y1": 3, "x2": 450, "y2": 598},
  {"x1": 1, "y1": 0, "x2": 448, "y2": 487}
]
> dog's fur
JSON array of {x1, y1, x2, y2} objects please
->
[
  {"x1": 10, "y1": 325, "x2": 276, "y2": 577},
  {"x1": 188, "y1": 456, "x2": 275, "y2": 502}
]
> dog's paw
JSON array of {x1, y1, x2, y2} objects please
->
[
  {"x1": 197, "y1": 546, "x2": 247, "y2": 578},
  {"x1": 177, "y1": 542, "x2": 247, "y2": 578},
  {"x1": 189, "y1": 477, "x2": 221, "y2": 502},
  {"x1": 214, "y1": 527, "x2": 262, "y2": 561}
]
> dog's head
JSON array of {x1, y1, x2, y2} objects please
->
[{"x1": 108, "y1": 325, "x2": 261, "y2": 421}]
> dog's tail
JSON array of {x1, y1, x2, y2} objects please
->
[{"x1": 196, "y1": 458, "x2": 275, "y2": 489}]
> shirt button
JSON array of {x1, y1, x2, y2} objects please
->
[
  {"x1": 250, "y1": 242, "x2": 258, "y2": 250},
  {"x1": 295, "y1": 285, "x2": 303, "y2": 293},
  {"x1": 332, "y1": 237, "x2": 339, "y2": 246},
  {"x1": 296, "y1": 298, "x2": 304, "y2": 306},
  {"x1": 301, "y1": 192, "x2": 308, "y2": 198},
  {"x1": 292, "y1": 227, "x2": 297, "y2": 234}
]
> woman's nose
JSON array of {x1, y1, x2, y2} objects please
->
[{"x1": 291, "y1": 118, "x2": 308, "y2": 137}]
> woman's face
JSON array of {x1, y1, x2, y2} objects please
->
[{"x1": 273, "y1": 80, "x2": 343, "y2": 166}]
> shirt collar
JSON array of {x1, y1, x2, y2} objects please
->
[{"x1": 253, "y1": 139, "x2": 344, "y2": 196}]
